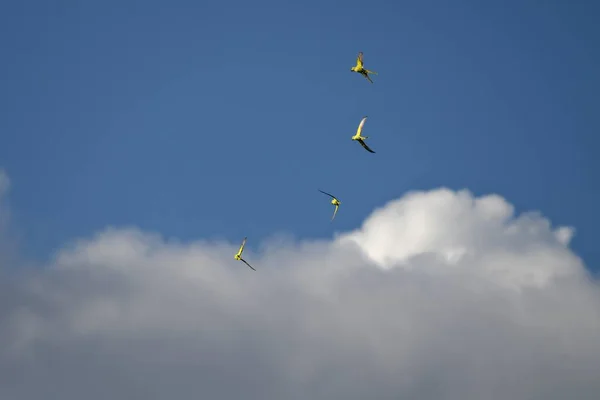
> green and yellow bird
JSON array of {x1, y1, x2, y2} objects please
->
[
  {"x1": 234, "y1": 236, "x2": 256, "y2": 271},
  {"x1": 318, "y1": 189, "x2": 341, "y2": 221},
  {"x1": 350, "y1": 51, "x2": 378, "y2": 83},
  {"x1": 352, "y1": 116, "x2": 376, "y2": 153}
]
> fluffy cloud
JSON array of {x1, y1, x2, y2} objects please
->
[{"x1": 1, "y1": 173, "x2": 599, "y2": 400}]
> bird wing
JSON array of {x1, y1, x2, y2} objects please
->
[
  {"x1": 237, "y1": 237, "x2": 247, "y2": 256},
  {"x1": 355, "y1": 52, "x2": 364, "y2": 68},
  {"x1": 318, "y1": 189, "x2": 337, "y2": 200},
  {"x1": 331, "y1": 204, "x2": 339, "y2": 221},
  {"x1": 358, "y1": 139, "x2": 375, "y2": 153},
  {"x1": 356, "y1": 116, "x2": 368, "y2": 136},
  {"x1": 241, "y1": 258, "x2": 256, "y2": 271}
]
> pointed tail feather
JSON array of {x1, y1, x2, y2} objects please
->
[{"x1": 241, "y1": 258, "x2": 256, "y2": 271}]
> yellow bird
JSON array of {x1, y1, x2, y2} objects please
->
[
  {"x1": 318, "y1": 189, "x2": 341, "y2": 221},
  {"x1": 234, "y1": 236, "x2": 256, "y2": 271},
  {"x1": 350, "y1": 51, "x2": 378, "y2": 83},
  {"x1": 352, "y1": 116, "x2": 376, "y2": 153}
]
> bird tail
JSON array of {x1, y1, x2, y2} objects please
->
[
  {"x1": 241, "y1": 258, "x2": 256, "y2": 271},
  {"x1": 366, "y1": 69, "x2": 377, "y2": 75}
]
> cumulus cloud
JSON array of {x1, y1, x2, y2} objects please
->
[{"x1": 0, "y1": 172, "x2": 599, "y2": 400}]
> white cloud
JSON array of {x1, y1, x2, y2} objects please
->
[
  {"x1": 0, "y1": 173, "x2": 599, "y2": 400},
  {"x1": 338, "y1": 188, "x2": 588, "y2": 291}
]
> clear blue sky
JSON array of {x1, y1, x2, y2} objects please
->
[{"x1": 1, "y1": 0, "x2": 598, "y2": 269}]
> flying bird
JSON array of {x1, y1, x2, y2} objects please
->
[
  {"x1": 318, "y1": 189, "x2": 341, "y2": 221},
  {"x1": 352, "y1": 116, "x2": 376, "y2": 153},
  {"x1": 350, "y1": 51, "x2": 378, "y2": 83},
  {"x1": 234, "y1": 237, "x2": 256, "y2": 271}
]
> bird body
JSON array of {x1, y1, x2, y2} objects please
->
[
  {"x1": 234, "y1": 237, "x2": 256, "y2": 271},
  {"x1": 351, "y1": 51, "x2": 378, "y2": 83},
  {"x1": 352, "y1": 116, "x2": 376, "y2": 153},
  {"x1": 319, "y1": 190, "x2": 341, "y2": 221}
]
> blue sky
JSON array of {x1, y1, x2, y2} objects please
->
[{"x1": 1, "y1": 0, "x2": 598, "y2": 268}]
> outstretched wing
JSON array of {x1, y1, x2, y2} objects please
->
[
  {"x1": 358, "y1": 139, "x2": 375, "y2": 153},
  {"x1": 237, "y1": 237, "x2": 247, "y2": 255},
  {"x1": 240, "y1": 258, "x2": 256, "y2": 271},
  {"x1": 331, "y1": 204, "x2": 339, "y2": 221},
  {"x1": 356, "y1": 116, "x2": 368, "y2": 136},
  {"x1": 318, "y1": 189, "x2": 337, "y2": 200},
  {"x1": 355, "y1": 52, "x2": 364, "y2": 68}
]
